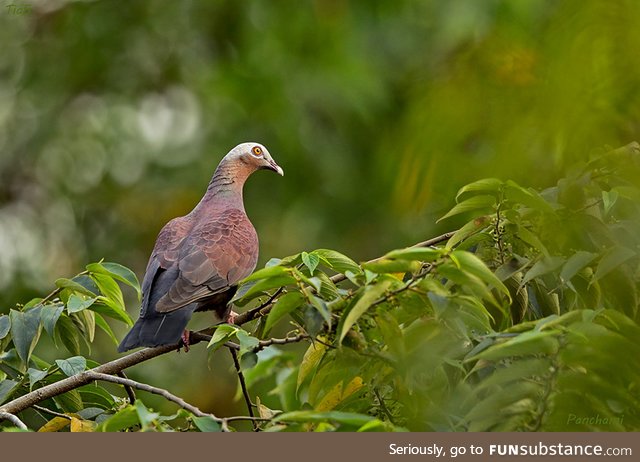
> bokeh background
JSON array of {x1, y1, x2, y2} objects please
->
[{"x1": 1, "y1": 0, "x2": 640, "y2": 418}]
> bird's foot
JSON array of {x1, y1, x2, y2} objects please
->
[
  {"x1": 225, "y1": 310, "x2": 239, "y2": 325},
  {"x1": 178, "y1": 330, "x2": 191, "y2": 353}
]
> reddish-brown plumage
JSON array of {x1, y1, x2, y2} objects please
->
[{"x1": 118, "y1": 142, "x2": 283, "y2": 352}]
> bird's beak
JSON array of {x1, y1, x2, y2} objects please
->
[{"x1": 268, "y1": 160, "x2": 284, "y2": 176}]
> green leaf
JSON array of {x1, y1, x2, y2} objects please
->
[
  {"x1": 91, "y1": 273, "x2": 125, "y2": 313},
  {"x1": 75, "y1": 309, "x2": 96, "y2": 343},
  {"x1": 470, "y1": 330, "x2": 560, "y2": 361},
  {"x1": 273, "y1": 410, "x2": 374, "y2": 426},
  {"x1": 40, "y1": 304, "x2": 64, "y2": 337},
  {"x1": 446, "y1": 216, "x2": 491, "y2": 249},
  {"x1": 55, "y1": 356, "x2": 87, "y2": 376},
  {"x1": 97, "y1": 405, "x2": 140, "y2": 432},
  {"x1": 560, "y1": 251, "x2": 597, "y2": 283},
  {"x1": 505, "y1": 180, "x2": 556, "y2": 214},
  {"x1": 301, "y1": 251, "x2": 320, "y2": 275},
  {"x1": 240, "y1": 351, "x2": 259, "y2": 370},
  {"x1": 263, "y1": 293, "x2": 301, "y2": 334},
  {"x1": 91, "y1": 297, "x2": 133, "y2": 326},
  {"x1": 0, "y1": 315, "x2": 10, "y2": 339},
  {"x1": 54, "y1": 313, "x2": 82, "y2": 355},
  {"x1": 339, "y1": 280, "x2": 392, "y2": 344},
  {"x1": 385, "y1": 247, "x2": 444, "y2": 261},
  {"x1": 437, "y1": 195, "x2": 496, "y2": 223},
  {"x1": 303, "y1": 305, "x2": 325, "y2": 337},
  {"x1": 10, "y1": 307, "x2": 42, "y2": 365},
  {"x1": 87, "y1": 262, "x2": 141, "y2": 301},
  {"x1": 55, "y1": 278, "x2": 97, "y2": 297},
  {"x1": 450, "y1": 250, "x2": 510, "y2": 298},
  {"x1": 362, "y1": 258, "x2": 421, "y2": 274},
  {"x1": 237, "y1": 274, "x2": 297, "y2": 301},
  {"x1": 516, "y1": 225, "x2": 550, "y2": 256},
  {"x1": 602, "y1": 190, "x2": 619, "y2": 216},
  {"x1": 312, "y1": 249, "x2": 362, "y2": 275},
  {"x1": 309, "y1": 294, "x2": 331, "y2": 327},
  {"x1": 192, "y1": 415, "x2": 221, "y2": 432},
  {"x1": 67, "y1": 294, "x2": 98, "y2": 314},
  {"x1": 27, "y1": 367, "x2": 49, "y2": 389},
  {"x1": 456, "y1": 178, "x2": 503, "y2": 201},
  {"x1": 594, "y1": 247, "x2": 636, "y2": 281},
  {"x1": 207, "y1": 324, "x2": 239, "y2": 352},
  {"x1": 0, "y1": 379, "x2": 20, "y2": 405},
  {"x1": 54, "y1": 389, "x2": 83, "y2": 413},
  {"x1": 297, "y1": 341, "x2": 327, "y2": 389},
  {"x1": 237, "y1": 330, "x2": 260, "y2": 354},
  {"x1": 135, "y1": 400, "x2": 160, "y2": 429},
  {"x1": 522, "y1": 256, "x2": 565, "y2": 285},
  {"x1": 242, "y1": 265, "x2": 291, "y2": 282},
  {"x1": 94, "y1": 313, "x2": 118, "y2": 345}
]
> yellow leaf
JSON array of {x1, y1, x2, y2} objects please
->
[
  {"x1": 315, "y1": 376, "x2": 364, "y2": 411},
  {"x1": 297, "y1": 340, "x2": 327, "y2": 389},
  {"x1": 70, "y1": 417, "x2": 96, "y2": 432},
  {"x1": 38, "y1": 416, "x2": 71, "y2": 432},
  {"x1": 315, "y1": 382, "x2": 343, "y2": 412}
]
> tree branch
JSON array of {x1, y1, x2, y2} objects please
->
[
  {"x1": 0, "y1": 411, "x2": 27, "y2": 430},
  {"x1": 228, "y1": 348, "x2": 257, "y2": 431},
  {"x1": 85, "y1": 372, "x2": 217, "y2": 420}
]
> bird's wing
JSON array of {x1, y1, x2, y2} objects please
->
[
  {"x1": 154, "y1": 208, "x2": 259, "y2": 313},
  {"x1": 139, "y1": 216, "x2": 192, "y2": 318}
]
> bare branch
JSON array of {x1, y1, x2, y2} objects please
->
[
  {"x1": 228, "y1": 348, "x2": 257, "y2": 431},
  {"x1": 85, "y1": 371, "x2": 217, "y2": 420},
  {"x1": 0, "y1": 411, "x2": 27, "y2": 430},
  {"x1": 117, "y1": 371, "x2": 136, "y2": 404},
  {"x1": 33, "y1": 404, "x2": 71, "y2": 420}
]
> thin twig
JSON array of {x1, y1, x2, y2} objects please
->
[
  {"x1": 373, "y1": 388, "x2": 395, "y2": 424},
  {"x1": 228, "y1": 348, "x2": 258, "y2": 431},
  {"x1": 86, "y1": 371, "x2": 217, "y2": 420},
  {"x1": 33, "y1": 404, "x2": 71, "y2": 420},
  {"x1": 117, "y1": 371, "x2": 136, "y2": 404},
  {"x1": 192, "y1": 332, "x2": 309, "y2": 353},
  {"x1": 238, "y1": 287, "x2": 284, "y2": 325},
  {"x1": 0, "y1": 411, "x2": 27, "y2": 430}
]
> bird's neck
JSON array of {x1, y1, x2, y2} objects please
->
[{"x1": 197, "y1": 159, "x2": 253, "y2": 212}]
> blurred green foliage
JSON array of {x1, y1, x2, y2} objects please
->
[{"x1": 1, "y1": 0, "x2": 640, "y2": 430}]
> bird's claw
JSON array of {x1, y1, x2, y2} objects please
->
[
  {"x1": 225, "y1": 310, "x2": 239, "y2": 325},
  {"x1": 178, "y1": 330, "x2": 191, "y2": 353}
]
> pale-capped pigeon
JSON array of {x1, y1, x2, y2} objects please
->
[{"x1": 118, "y1": 142, "x2": 283, "y2": 352}]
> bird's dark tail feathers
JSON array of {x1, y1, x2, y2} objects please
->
[{"x1": 117, "y1": 307, "x2": 196, "y2": 352}]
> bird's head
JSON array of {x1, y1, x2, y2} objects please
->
[{"x1": 227, "y1": 142, "x2": 284, "y2": 176}]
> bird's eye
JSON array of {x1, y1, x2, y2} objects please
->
[{"x1": 252, "y1": 146, "x2": 263, "y2": 157}]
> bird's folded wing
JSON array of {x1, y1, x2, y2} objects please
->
[{"x1": 154, "y1": 210, "x2": 258, "y2": 313}]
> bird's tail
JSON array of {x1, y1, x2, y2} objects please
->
[{"x1": 117, "y1": 308, "x2": 195, "y2": 352}]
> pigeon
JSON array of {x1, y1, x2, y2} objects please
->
[{"x1": 118, "y1": 142, "x2": 283, "y2": 352}]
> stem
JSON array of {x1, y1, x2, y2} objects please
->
[{"x1": 228, "y1": 348, "x2": 257, "y2": 431}]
